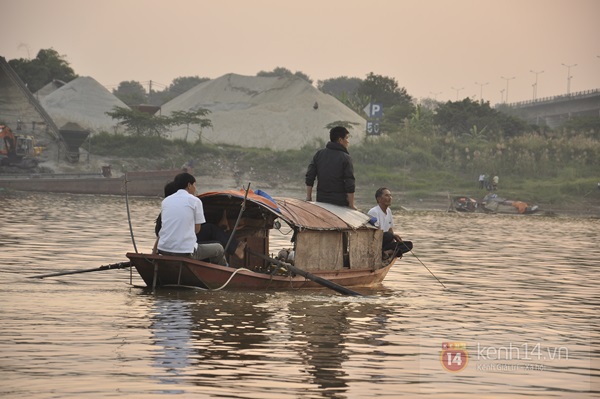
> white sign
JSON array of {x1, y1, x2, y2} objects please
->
[
  {"x1": 366, "y1": 121, "x2": 381, "y2": 135},
  {"x1": 363, "y1": 103, "x2": 383, "y2": 118}
]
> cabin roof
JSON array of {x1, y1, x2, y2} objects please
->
[{"x1": 199, "y1": 190, "x2": 372, "y2": 231}]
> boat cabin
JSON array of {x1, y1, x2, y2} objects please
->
[{"x1": 199, "y1": 190, "x2": 386, "y2": 272}]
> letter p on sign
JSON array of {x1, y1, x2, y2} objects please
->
[{"x1": 371, "y1": 103, "x2": 382, "y2": 118}]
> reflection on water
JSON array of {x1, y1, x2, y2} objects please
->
[
  {"x1": 0, "y1": 191, "x2": 598, "y2": 398},
  {"x1": 150, "y1": 296, "x2": 192, "y2": 393}
]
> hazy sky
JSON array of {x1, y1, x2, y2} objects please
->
[{"x1": 2, "y1": 0, "x2": 599, "y2": 104}]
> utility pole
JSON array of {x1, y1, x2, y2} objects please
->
[
  {"x1": 148, "y1": 80, "x2": 152, "y2": 103},
  {"x1": 530, "y1": 70, "x2": 544, "y2": 100}
]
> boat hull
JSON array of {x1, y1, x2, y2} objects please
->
[
  {"x1": 127, "y1": 252, "x2": 394, "y2": 291},
  {"x1": 0, "y1": 169, "x2": 181, "y2": 196}
]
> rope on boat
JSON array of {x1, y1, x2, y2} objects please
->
[{"x1": 162, "y1": 267, "x2": 254, "y2": 291}]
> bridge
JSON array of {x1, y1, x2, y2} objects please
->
[{"x1": 499, "y1": 89, "x2": 600, "y2": 128}]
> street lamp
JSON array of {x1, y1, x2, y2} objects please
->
[
  {"x1": 530, "y1": 70, "x2": 544, "y2": 100},
  {"x1": 561, "y1": 63, "x2": 577, "y2": 94},
  {"x1": 475, "y1": 82, "x2": 489, "y2": 103},
  {"x1": 429, "y1": 91, "x2": 442, "y2": 101},
  {"x1": 500, "y1": 89, "x2": 505, "y2": 103},
  {"x1": 500, "y1": 76, "x2": 515, "y2": 103},
  {"x1": 451, "y1": 86, "x2": 464, "y2": 101}
]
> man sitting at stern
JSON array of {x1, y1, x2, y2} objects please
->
[
  {"x1": 368, "y1": 187, "x2": 413, "y2": 259},
  {"x1": 157, "y1": 172, "x2": 227, "y2": 266}
]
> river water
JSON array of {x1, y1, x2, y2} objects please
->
[{"x1": 0, "y1": 190, "x2": 598, "y2": 398}]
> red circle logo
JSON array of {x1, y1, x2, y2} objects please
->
[{"x1": 440, "y1": 342, "x2": 469, "y2": 372}]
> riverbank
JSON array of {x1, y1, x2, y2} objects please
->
[
  {"x1": 2, "y1": 144, "x2": 599, "y2": 218},
  {"x1": 399, "y1": 192, "x2": 600, "y2": 218}
]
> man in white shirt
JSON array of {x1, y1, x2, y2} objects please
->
[
  {"x1": 157, "y1": 172, "x2": 227, "y2": 265},
  {"x1": 367, "y1": 187, "x2": 413, "y2": 258}
]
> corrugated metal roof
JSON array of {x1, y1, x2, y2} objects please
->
[
  {"x1": 275, "y1": 198, "x2": 372, "y2": 230},
  {"x1": 199, "y1": 190, "x2": 371, "y2": 231}
]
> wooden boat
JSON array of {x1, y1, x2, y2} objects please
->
[
  {"x1": 0, "y1": 169, "x2": 181, "y2": 196},
  {"x1": 482, "y1": 193, "x2": 540, "y2": 215},
  {"x1": 127, "y1": 189, "x2": 398, "y2": 292},
  {"x1": 451, "y1": 195, "x2": 479, "y2": 212},
  {"x1": 449, "y1": 194, "x2": 540, "y2": 215}
]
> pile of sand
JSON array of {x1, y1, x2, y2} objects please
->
[
  {"x1": 161, "y1": 73, "x2": 366, "y2": 150},
  {"x1": 34, "y1": 79, "x2": 66, "y2": 102},
  {"x1": 41, "y1": 76, "x2": 129, "y2": 134}
]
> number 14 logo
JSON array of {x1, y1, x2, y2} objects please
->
[{"x1": 440, "y1": 342, "x2": 469, "y2": 372}]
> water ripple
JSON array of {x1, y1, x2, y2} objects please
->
[{"x1": 0, "y1": 192, "x2": 598, "y2": 398}]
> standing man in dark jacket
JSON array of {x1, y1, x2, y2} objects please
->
[{"x1": 305, "y1": 126, "x2": 356, "y2": 209}]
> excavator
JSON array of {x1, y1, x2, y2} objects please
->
[{"x1": 0, "y1": 124, "x2": 39, "y2": 168}]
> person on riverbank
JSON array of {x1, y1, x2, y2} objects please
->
[
  {"x1": 368, "y1": 187, "x2": 413, "y2": 259},
  {"x1": 492, "y1": 175, "x2": 499, "y2": 191},
  {"x1": 305, "y1": 126, "x2": 356, "y2": 209},
  {"x1": 156, "y1": 172, "x2": 227, "y2": 265}
]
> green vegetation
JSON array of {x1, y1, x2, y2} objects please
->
[
  {"x1": 257, "y1": 67, "x2": 313, "y2": 84},
  {"x1": 89, "y1": 105, "x2": 600, "y2": 207},
  {"x1": 7, "y1": 49, "x2": 599, "y2": 206},
  {"x1": 8, "y1": 49, "x2": 77, "y2": 93},
  {"x1": 112, "y1": 76, "x2": 211, "y2": 106},
  {"x1": 105, "y1": 107, "x2": 211, "y2": 139}
]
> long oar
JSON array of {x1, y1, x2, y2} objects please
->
[
  {"x1": 29, "y1": 261, "x2": 131, "y2": 279},
  {"x1": 248, "y1": 249, "x2": 362, "y2": 296}
]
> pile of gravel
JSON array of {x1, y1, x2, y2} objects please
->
[
  {"x1": 161, "y1": 73, "x2": 366, "y2": 150},
  {"x1": 41, "y1": 76, "x2": 129, "y2": 134}
]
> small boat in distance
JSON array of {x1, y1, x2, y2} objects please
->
[
  {"x1": 482, "y1": 193, "x2": 540, "y2": 215},
  {"x1": 127, "y1": 189, "x2": 398, "y2": 292},
  {"x1": 451, "y1": 196, "x2": 479, "y2": 212},
  {"x1": 450, "y1": 193, "x2": 540, "y2": 215}
]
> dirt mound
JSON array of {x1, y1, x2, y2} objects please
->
[
  {"x1": 162, "y1": 73, "x2": 366, "y2": 150},
  {"x1": 41, "y1": 76, "x2": 128, "y2": 134}
]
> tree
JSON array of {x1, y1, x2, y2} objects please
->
[
  {"x1": 356, "y1": 73, "x2": 413, "y2": 107},
  {"x1": 142, "y1": 76, "x2": 211, "y2": 106},
  {"x1": 8, "y1": 48, "x2": 77, "y2": 93},
  {"x1": 434, "y1": 98, "x2": 528, "y2": 137},
  {"x1": 112, "y1": 81, "x2": 147, "y2": 106},
  {"x1": 292, "y1": 70, "x2": 313, "y2": 84},
  {"x1": 170, "y1": 109, "x2": 213, "y2": 142},
  {"x1": 317, "y1": 76, "x2": 362, "y2": 97},
  {"x1": 106, "y1": 106, "x2": 171, "y2": 137},
  {"x1": 355, "y1": 73, "x2": 415, "y2": 124},
  {"x1": 405, "y1": 104, "x2": 436, "y2": 135},
  {"x1": 168, "y1": 76, "x2": 210, "y2": 97},
  {"x1": 336, "y1": 91, "x2": 372, "y2": 115},
  {"x1": 257, "y1": 67, "x2": 313, "y2": 84},
  {"x1": 325, "y1": 121, "x2": 360, "y2": 131},
  {"x1": 559, "y1": 116, "x2": 600, "y2": 138}
]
